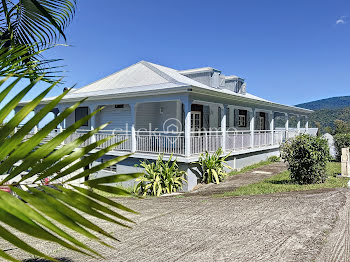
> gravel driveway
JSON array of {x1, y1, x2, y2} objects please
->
[{"x1": 5, "y1": 187, "x2": 350, "y2": 262}]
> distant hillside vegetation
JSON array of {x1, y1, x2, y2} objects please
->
[
  {"x1": 308, "y1": 107, "x2": 350, "y2": 132},
  {"x1": 296, "y1": 96, "x2": 350, "y2": 133},
  {"x1": 296, "y1": 96, "x2": 350, "y2": 110}
]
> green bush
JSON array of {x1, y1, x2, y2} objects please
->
[
  {"x1": 197, "y1": 148, "x2": 232, "y2": 184},
  {"x1": 280, "y1": 134, "x2": 330, "y2": 184},
  {"x1": 334, "y1": 133, "x2": 350, "y2": 161},
  {"x1": 134, "y1": 154, "x2": 187, "y2": 196}
]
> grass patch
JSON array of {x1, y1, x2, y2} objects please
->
[
  {"x1": 229, "y1": 157, "x2": 279, "y2": 176},
  {"x1": 218, "y1": 162, "x2": 349, "y2": 197},
  {"x1": 93, "y1": 184, "x2": 135, "y2": 198}
]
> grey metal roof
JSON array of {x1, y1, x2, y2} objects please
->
[{"x1": 17, "y1": 60, "x2": 312, "y2": 113}]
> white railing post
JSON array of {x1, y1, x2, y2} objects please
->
[
  {"x1": 184, "y1": 100, "x2": 191, "y2": 157},
  {"x1": 221, "y1": 105, "x2": 226, "y2": 152},
  {"x1": 305, "y1": 116, "x2": 309, "y2": 134},
  {"x1": 130, "y1": 103, "x2": 137, "y2": 153},
  {"x1": 297, "y1": 114, "x2": 301, "y2": 134},
  {"x1": 250, "y1": 109, "x2": 255, "y2": 148}
]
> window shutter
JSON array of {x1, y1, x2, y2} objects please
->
[
  {"x1": 181, "y1": 104, "x2": 185, "y2": 131},
  {"x1": 265, "y1": 113, "x2": 269, "y2": 130},
  {"x1": 203, "y1": 106, "x2": 210, "y2": 130},
  {"x1": 234, "y1": 109, "x2": 239, "y2": 127},
  {"x1": 246, "y1": 110, "x2": 250, "y2": 128},
  {"x1": 75, "y1": 107, "x2": 89, "y2": 126},
  {"x1": 255, "y1": 112, "x2": 260, "y2": 130},
  {"x1": 226, "y1": 107, "x2": 230, "y2": 128}
]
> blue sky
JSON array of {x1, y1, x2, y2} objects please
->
[{"x1": 12, "y1": 0, "x2": 350, "y2": 106}]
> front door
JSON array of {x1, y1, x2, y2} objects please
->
[{"x1": 191, "y1": 111, "x2": 202, "y2": 132}]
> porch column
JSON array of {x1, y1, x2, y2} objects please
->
[
  {"x1": 130, "y1": 103, "x2": 137, "y2": 153},
  {"x1": 250, "y1": 109, "x2": 255, "y2": 148},
  {"x1": 297, "y1": 115, "x2": 301, "y2": 133},
  {"x1": 305, "y1": 116, "x2": 309, "y2": 133},
  {"x1": 33, "y1": 108, "x2": 39, "y2": 133},
  {"x1": 221, "y1": 105, "x2": 227, "y2": 152},
  {"x1": 88, "y1": 105, "x2": 98, "y2": 143},
  {"x1": 56, "y1": 105, "x2": 66, "y2": 129},
  {"x1": 184, "y1": 100, "x2": 192, "y2": 157},
  {"x1": 285, "y1": 113, "x2": 289, "y2": 139},
  {"x1": 270, "y1": 112, "x2": 275, "y2": 145}
]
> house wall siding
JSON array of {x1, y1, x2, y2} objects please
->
[
  {"x1": 136, "y1": 101, "x2": 180, "y2": 131},
  {"x1": 96, "y1": 105, "x2": 132, "y2": 131},
  {"x1": 135, "y1": 103, "x2": 159, "y2": 130}
]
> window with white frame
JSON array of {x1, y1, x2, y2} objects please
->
[{"x1": 238, "y1": 110, "x2": 247, "y2": 127}]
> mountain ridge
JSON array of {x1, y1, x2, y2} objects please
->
[{"x1": 296, "y1": 96, "x2": 350, "y2": 110}]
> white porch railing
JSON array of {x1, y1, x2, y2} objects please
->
[
  {"x1": 226, "y1": 131, "x2": 252, "y2": 151},
  {"x1": 22, "y1": 128, "x2": 316, "y2": 157},
  {"x1": 95, "y1": 130, "x2": 131, "y2": 151},
  {"x1": 136, "y1": 131, "x2": 185, "y2": 155},
  {"x1": 190, "y1": 131, "x2": 223, "y2": 155}
]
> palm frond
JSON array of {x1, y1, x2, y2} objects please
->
[
  {"x1": 0, "y1": 74, "x2": 140, "y2": 261},
  {"x1": 0, "y1": 43, "x2": 64, "y2": 81},
  {"x1": 1, "y1": 0, "x2": 76, "y2": 48}
]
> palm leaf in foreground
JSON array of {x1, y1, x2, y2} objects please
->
[{"x1": 0, "y1": 75, "x2": 140, "y2": 261}]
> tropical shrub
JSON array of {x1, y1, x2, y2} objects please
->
[
  {"x1": 197, "y1": 148, "x2": 232, "y2": 184},
  {"x1": 280, "y1": 134, "x2": 330, "y2": 184},
  {"x1": 134, "y1": 154, "x2": 187, "y2": 196},
  {"x1": 334, "y1": 133, "x2": 350, "y2": 161}
]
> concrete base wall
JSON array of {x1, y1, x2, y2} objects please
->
[
  {"x1": 227, "y1": 148, "x2": 280, "y2": 171},
  {"x1": 90, "y1": 148, "x2": 281, "y2": 192}
]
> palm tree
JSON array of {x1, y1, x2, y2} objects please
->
[
  {"x1": 0, "y1": 46, "x2": 141, "y2": 262},
  {"x1": 0, "y1": 1, "x2": 141, "y2": 261},
  {"x1": 0, "y1": 0, "x2": 76, "y2": 80}
]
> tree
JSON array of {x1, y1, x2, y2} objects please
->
[
  {"x1": 0, "y1": 1, "x2": 141, "y2": 261},
  {"x1": 324, "y1": 126, "x2": 332, "y2": 134},
  {"x1": 0, "y1": 0, "x2": 76, "y2": 81},
  {"x1": 334, "y1": 119, "x2": 350, "y2": 135}
]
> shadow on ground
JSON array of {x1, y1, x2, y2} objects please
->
[
  {"x1": 22, "y1": 258, "x2": 73, "y2": 262},
  {"x1": 269, "y1": 179, "x2": 293, "y2": 184}
]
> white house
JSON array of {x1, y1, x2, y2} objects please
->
[{"x1": 17, "y1": 61, "x2": 315, "y2": 191}]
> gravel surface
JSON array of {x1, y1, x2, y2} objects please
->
[
  {"x1": 3, "y1": 188, "x2": 349, "y2": 262},
  {"x1": 2, "y1": 162, "x2": 350, "y2": 262}
]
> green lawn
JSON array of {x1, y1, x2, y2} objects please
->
[
  {"x1": 229, "y1": 157, "x2": 280, "y2": 176},
  {"x1": 217, "y1": 162, "x2": 349, "y2": 197}
]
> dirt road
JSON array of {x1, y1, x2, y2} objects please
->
[{"x1": 6, "y1": 188, "x2": 350, "y2": 262}]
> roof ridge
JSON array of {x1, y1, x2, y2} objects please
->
[
  {"x1": 140, "y1": 61, "x2": 184, "y2": 85},
  {"x1": 74, "y1": 60, "x2": 146, "y2": 91}
]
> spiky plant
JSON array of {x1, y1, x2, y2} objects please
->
[
  {"x1": 197, "y1": 148, "x2": 232, "y2": 184},
  {"x1": 134, "y1": 154, "x2": 187, "y2": 196}
]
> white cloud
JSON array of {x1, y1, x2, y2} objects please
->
[{"x1": 336, "y1": 16, "x2": 347, "y2": 25}]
